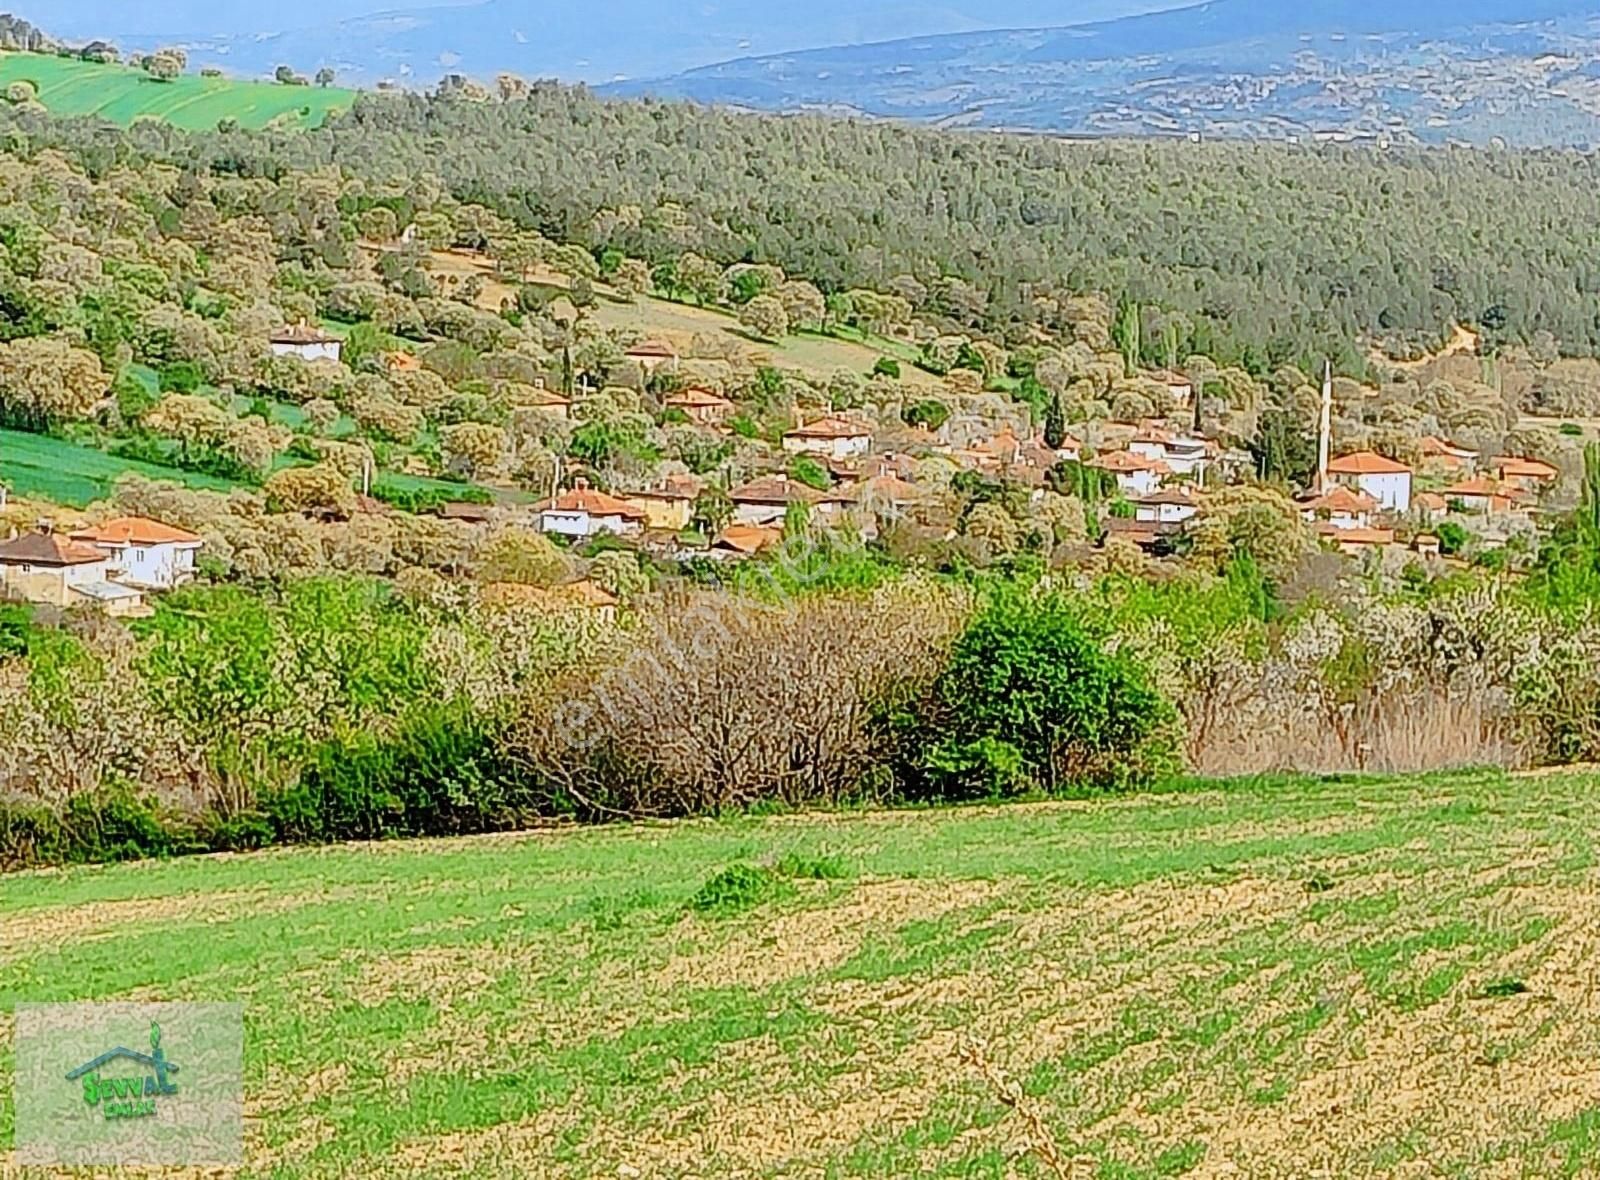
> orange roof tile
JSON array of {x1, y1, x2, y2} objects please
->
[
  {"x1": 1327, "y1": 451, "x2": 1411, "y2": 476},
  {"x1": 1491, "y1": 456, "x2": 1559, "y2": 480},
  {"x1": 665, "y1": 388, "x2": 733, "y2": 410},
  {"x1": 713, "y1": 524, "x2": 783, "y2": 555},
  {"x1": 71, "y1": 516, "x2": 202, "y2": 546},
  {"x1": 1089, "y1": 450, "x2": 1170, "y2": 474},
  {"x1": 1299, "y1": 485, "x2": 1379, "y2": 515},
  {"x1": 546, "y1": 480, "x2": 646, "y2": 519}
]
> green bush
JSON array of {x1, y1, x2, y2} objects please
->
[
  {"x1": 873, "y1": 357, "x2": 902, "y2": 380},
  {"x1": 892, "y1": 590, "x2": 1177, "y2": 799},
  {"x1": 263, "y1": 706, "x2": 520, "y2": 844}
]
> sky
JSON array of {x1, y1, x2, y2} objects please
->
[
  {"x1": 27, "y1": 1, "x2": 1179, "y2": 43},
  {"x1": 18, "y1": 0, "x2": 481, "y2": 39}
]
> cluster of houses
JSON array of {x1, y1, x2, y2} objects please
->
[
  {"x1": 529, "y1": 381, "x2": 1564, "y2": 570},
  {"x1": 0, "y1": 517, "x2": 204, "y2": 617}
]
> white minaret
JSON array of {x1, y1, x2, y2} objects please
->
[{"x1": 1317, "y1": 359, "x2": 1333, "y2": 491}]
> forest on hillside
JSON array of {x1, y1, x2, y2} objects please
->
[{"x1": 6, "y1": 85, "x2": 1600, "y2": 372}]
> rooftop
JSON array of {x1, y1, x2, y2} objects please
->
[
  {"x1": 70, "y1": 516, "x2": 202, "y2": 547},
  {"x1": 1327, "y1": 451, "x2": 1412, "y2": 476},
  {"x1": 785, "y1": 416, "x2": 872, "y2": 441},
  {"x1": 546, "y1": 480, "x2": 647, "y2": 519},
  {"x1": 0, "y1": 531, "x2": 107, "y2": 567}
]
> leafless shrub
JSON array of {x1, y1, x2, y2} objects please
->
[{"x1": 507, "y1": 581, "x2": 968, "y2": 819}]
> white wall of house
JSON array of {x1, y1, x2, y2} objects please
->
[
  {"x1": 1114, "y1": 469, "x2": 1163, "y2": 497},
  {"x1": 539, "y1": 509, "x2": 640, "y2": 538},
  {"x1": 94, "y1": 542, "x2": 200, "y2": 590},
  {"x1": 782, "y1": 435, "x2": 871, "y2": 462},
  {"x1": 270, "y1": 340, "x2": 342, "y2": 363},
  {"x1": 1135, "y1": 502, "x2": 1196, "y2": 524},
  {"x1": 733, "y1": 502, "x2": 787, "y2": 527},
  {"x1": 1343, "y1": 471, "x2": 1411, "y2": 512}
]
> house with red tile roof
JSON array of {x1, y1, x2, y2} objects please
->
[
  {"x1": 664, "y1": 387, "x2": 735, "y2": 426},
  {"x1": 622, "y1": 475, "x2": 704, "y2": 532},
  {"x1": 70, "y1": 517, "x2": 203, "y2": 590},
  {"x1": 1089, "y1": 450, "x2": 1171, "y2": 497},
  {"x1": 1326, "y1": 451, "x2": 1412, "y2": 512},
  {"x1": 782, "y1": 416, "x2": 873, "y2": 462},
  {"x1": 729, "y1": 475, "x2": 856, "y2": 526},
  {"x1": 624, "y1": 339, "x2": 679, "y2": 376},
  {"x1": 712, "y1": 523, "x2": 784, "y2": 557},
  {"x1": 0, "y1": 529, "x2": 147, "y2": 616},
  {"x1": 1488, "y1": 456, "x2": 1559, "y2": 493},
  {"x1": 1298, "y1": 485, "x2": 1380, "y2": 532},
  {"x1": 1439, "y1": 476, "x2": 1534, "y2": 518},
  {"x1": 538, "y1": 479, "x2": 645, "y2": 539}
]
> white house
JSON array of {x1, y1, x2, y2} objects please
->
[
  {"x1": 729, "y1": 475, "x2": 854, "y2": 527},
  {"x1": 781, "y1": 417, "x2": 873, "y2": 463},
  {"x1": 1439, "y1": 476, "x2": 1533, "y2": 518},
  {"x1": 1298, "y1": 485, "x2": 1378, "y2": 532},
  {"x1": 0, "y1": 530, "x2": 146, "y2": 617},
  {"x1": 1089, "y1": 450, "x2": 1170, "y2": 498},
  {"x1": 270, "y1": 322, "x2": 343, "y2": 363},
  {"x1": 1489, "y1": 456, "x2": 1560, "y2": 494},
  {"x1": 538, "y1": 479, "x2": 645, "y2": 539},
  {"x1": 1132, "y1": 486, "x2": 1200, "y2": 525},
  {"x1": 1129, "y1": 426, "x2": 1210, "y2": 479},
  {"x1": 1326, "y1": 451, "x2": 1412, "y2": 513},
  {"x1": 69, "y1": 516, "x2": 203, "y2": 590}
]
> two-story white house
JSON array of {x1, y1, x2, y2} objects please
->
[
  {"x1": 1326, "y1": 451, "x2": 1412, "y2": 513},
  {"x1": 0, "y1": 529, "x2": 146, "y2": 617},
  {"x1": 781, "y1": 417, "x2": 873, "y2": 463},
  {"x1": 69, "y1": 517, "x2": 204, "y2": 590},
  {"x1": 1129, "y1": 426, "x2": 1210, "y2": 480},
  {"x1": 538, "y1": 479, "x2": 645, "y2": 539},
  {"x1": 1132, "y1": 486, "x2": 1200, "y2": 525},
  {"x1": 1089, "y1": 450, "x2": 1170, "y2": 498}
]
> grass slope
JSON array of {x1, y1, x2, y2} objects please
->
[
  {"x1": 0, "y1": 53, "x2": 355, "y2": 131},
  {"x1": 0, "y1": 427, "x2": 243, "y2": 507},
  {"x1": 4, "y1": 771, "x2": 1600, "y2": 1176}
]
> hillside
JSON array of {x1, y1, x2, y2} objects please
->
[
  {"x1": 5, "y1": 770, "x2": 1600, "y2": 1175},
  {"x1": 608, "y1": 0, "x2": 1600, "y2": 144},
  {"x1": 0, "y1": 51, "x2": 354, "y2": 130}
]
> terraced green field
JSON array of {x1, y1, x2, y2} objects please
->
[
  {"x1": 0, "y1": 428, "x2": 242, "y2": 507},
  {"x1": 4, "y1": 770, "x2": 1600, "y2": 1177},
  {"x1": 0, "y1": 52, "x2": 355, "y2": 131}
]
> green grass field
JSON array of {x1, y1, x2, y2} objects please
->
[
  {"x1": 5, "y1": 771, "x2": 1600, "y2": 1176},
  {"x1": 0, "y1": 428, "x2": 243, "y2": 507},
  {"x1": 0, "y1": 52, "x2": 355, "y2": 131}
]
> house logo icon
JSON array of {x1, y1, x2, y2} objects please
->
[{"x1": 65, "y1": 1021, "x2": 181, "y2": 1120}]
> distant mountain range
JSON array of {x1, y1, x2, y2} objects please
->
[
  {"x1": 601, "y1": 0, "x2": 1600, "y2": 145},
  {"x1": 25, "y1": 0, "x2": 1600, "y2": 145}
]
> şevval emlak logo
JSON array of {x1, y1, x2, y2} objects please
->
[{"x1": 65, "y1": 1021, "x2": 181, "y2": 1119}]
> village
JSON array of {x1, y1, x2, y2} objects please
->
[{"x1": 0, "y1": 319, "x2": 1565, "y2": 622}]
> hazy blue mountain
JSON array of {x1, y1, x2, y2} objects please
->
[
  {"x1": 25, "y1": 1, "x2": 1184, "y2": 84},
  {"x1": 601, "y1": 0, "x2": 1600, "y2": 144}
]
